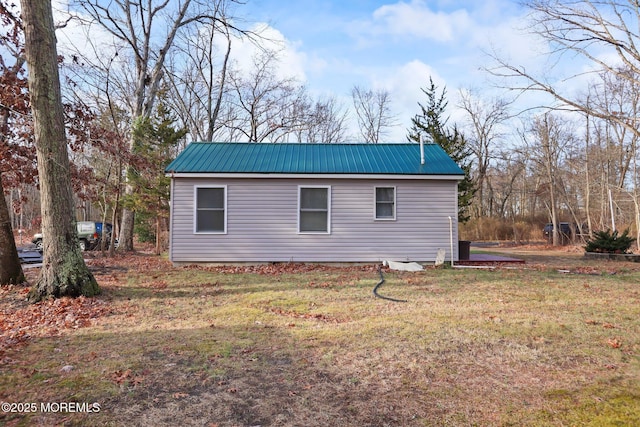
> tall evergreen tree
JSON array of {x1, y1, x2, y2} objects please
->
[
  {"x1": 408, "y1": 78, "x2": 475, "y2": 222},
  {"x1": 126, "y1": 101, "x2": 186, "y2": 255}
]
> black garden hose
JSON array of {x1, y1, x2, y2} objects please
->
[{"x1": 373, "y1": 265, "x2": 407, "y2": 303}]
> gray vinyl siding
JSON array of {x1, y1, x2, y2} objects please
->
[{"x1": 169, "y1": 177, "x2": 459, "y2": 263}]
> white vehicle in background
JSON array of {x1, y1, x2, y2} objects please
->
[{"x1": 31, "y1": 221, "x2": 113, "y2": 252}]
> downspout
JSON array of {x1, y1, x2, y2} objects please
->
[{"x1": 449, "y1": 216, "x2": 454, "y2": 267}]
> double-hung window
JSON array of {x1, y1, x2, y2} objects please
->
[
  {"x1": 195, "y1": 186, "x2": 226, "y2": 233},
  {"x1": 299, "y1": 186, "x2": 330, "y2": 233},
  {"x1": 375, "y1": 186, "x2": 396, "y2": 220}
]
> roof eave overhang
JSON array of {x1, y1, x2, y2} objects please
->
[{"x1": 165, "y1": 172, "x2": 465, "y2": 180}]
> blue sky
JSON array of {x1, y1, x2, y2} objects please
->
[
  {"x1": 236, "y1": 0, "x2": 533, "y2": 140},
  {"x1": 49, "y1": 0, "x2": 542, "y2": 142}
]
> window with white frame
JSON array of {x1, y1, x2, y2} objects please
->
[
  {"x1": 375, "y1": 186, "x2": 396, "y2": 220},
  {"x1": 195, "y1": 186, "x2": 226, "y2": 233},
  {"x1": 299, "y1": 186, "x2": 330, "y2": 233}
]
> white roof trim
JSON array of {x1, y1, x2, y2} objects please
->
[{"x1": 166, "y1": 172, "x2": 464, "y2": 181}]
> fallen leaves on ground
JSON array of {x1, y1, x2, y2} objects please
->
[
  {"x1": 110, "y1": 368, "x2": 144, "y2": 387},
  {"x1": 1, "y1": 258, "x2": 376, "y2": 361},
  {"x1": 607, "y1": 337, "x2": 623, "y2": 349},
  {"x1": 184, "y1": 262, "x2": 378, "y2": 276},
  {"x1": 0, "y1": 286, "x2": 112, "y2": 358}
]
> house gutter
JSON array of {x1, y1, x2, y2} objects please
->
[{"x1": 164, "y1": 172, "x2": 465, "y2": 181}]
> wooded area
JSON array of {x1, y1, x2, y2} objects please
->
[{"x1": 2, "y1": 0, "x2": 640, "y2": 287}]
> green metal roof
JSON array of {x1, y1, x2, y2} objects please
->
[{"x1": 165, "y1": 142, "x2": 465, "y2": 176}]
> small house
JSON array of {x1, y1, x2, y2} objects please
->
[{"x1": 165, "y1": 142, "x2": 465, "y2": 264}]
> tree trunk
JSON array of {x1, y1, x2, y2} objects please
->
[
  {"x1": 0, "y1": 173, "x2": 25, "y2": 285},
  {"x1": 584, "y1": 113, "x2": 593, "y2": 239},
  {"x1": 155, "y1": 209, "x2": 161, "y2": 256},
  {"x1": 20, "y1": 0, "x2": 99, "y2": 301},
  {"x1": 0, "y1": 89, "x2": 26, "y2": 285},
  {"x1": 118, "y1": 185, "x2": 135, "y2": 252}
]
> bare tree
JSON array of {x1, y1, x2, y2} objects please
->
[
  {"x1": 164, "y1": 8, "x2": 233, "y2": 142},
  {"x1": 351, "y1": 85, "x2": 397, "y2": 143},
  {"x1": 165, "y1": 23, "x2": 349, "y2": 144},
  {"x1": 224, "y1": 49, "x2": 309, "y2": 142},
  {"x1": 583, "y1": 70, "x2": 640, "y2": 246},
  {"x1": 295, "y1": 96, "x2": 349, "y2": 143},
  {"x1": 522, "y1": 113, "x2": 576, "y2": 245},
  {"x1": 485, "y1": 0, "x2": 640, "y2": 244},
  {"x1": 590, "y1": 70, "x2": 640, "y2": 187},
  {"x1": 490, "y1": 0, "x2": 640, "y2": 134},
  {"x1": 458, "y1": 89, "x2": 512, "y2": 217},
  {"x1": 20, "y1": 0, "x2": 98, "y2": 301},
  {"x1": 70, "y1": 0, "x2": 250, "y2": 251},
  {"x1": 488, "y1": 151, "x2": 526, "y2": 219}
]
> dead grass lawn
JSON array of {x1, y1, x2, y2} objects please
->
[{"x1": 1, "y1": 246, "x2": 639, "y2": 426}]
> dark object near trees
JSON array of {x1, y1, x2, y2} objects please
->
[
  {"x1": 543, "y1": 222, "x2": 576, "y2": 238},
  {"x1": 18, "y1": 248, "x2": 42, "y2": 264},
  {"x1": 543, "y1": 222, "x2": 579, "y2": 245},
  {"x1": 584, "y1": 229, "x2": 636, "y2": 254}
]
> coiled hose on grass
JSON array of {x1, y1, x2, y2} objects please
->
[{"x1": 373, "y1": 265, "x2": 407, "y2": 303}]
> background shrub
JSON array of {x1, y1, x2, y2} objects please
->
[{"x1": 584, "y1": 229, "x2": 636, "y2": 254}]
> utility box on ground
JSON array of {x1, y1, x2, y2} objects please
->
[{"x1": 459, "y1": 240, "x2": 471, "y2": 260}]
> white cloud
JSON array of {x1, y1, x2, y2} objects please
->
[
  {"x1": 360, "y1": 60, "x2": 445, "y2": 141},
  {"x1": 370, "y1": 0, "x2": 473, "y2": 42},
  {"x1": 229, "y1": 23, "x2": 308, "y2": 83},
  {"x1": 373, "y1": 60, "x2": 440, "y2": 109}
]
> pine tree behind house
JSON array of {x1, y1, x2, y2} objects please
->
[{"x1": 407, "y1": 77, "x2": 475, "y2": 222}]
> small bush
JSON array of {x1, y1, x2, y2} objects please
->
[{"x1": 584, "y1": 229, "x2": 636, "y2": 254}]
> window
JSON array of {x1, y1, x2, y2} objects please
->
[
  {"x1": 299, "y1": 186, "x2": 330, "y2": 233},
  {"x1": 375, "y1": 187, "x2": 395, "y2": 220},
  {"x1": 195, "y1": 186, "x2": 226, "y2": 233}
]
